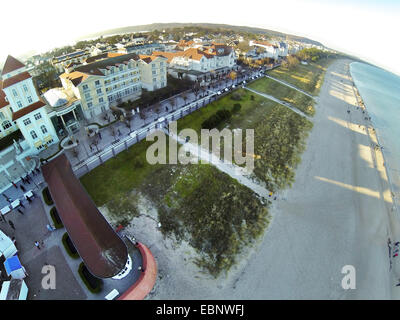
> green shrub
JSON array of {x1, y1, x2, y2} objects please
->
[
  {"x1": 42, "y1": 187, "x2": 53, "y2": 206},
  {"x1": 201, "y1": 109, "x2": 232, "y2": 130},
  {"x1": 233, "y1": 103, "x2": 242, "y2": 113},
  {"x1": 133, "y1": 157, "x2": 144, "y2": 168},
  {"x1": 78, "y1": 262, "x2": 103, "y2": 294},
  {"x1": 230, "y1": 92, "x2": 242, "y2": 101},
  {"x1": 50, "y1": 207, "x2": 63, "y2": 229},
  {"x1": 62, "y1": 233, "x2": 79, "y2": 259}
]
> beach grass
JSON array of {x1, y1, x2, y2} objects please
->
[
  {"x1": 141, "y1": 163, "x2": 270, "y2": 277},
  {"x1": 247, "y1": 77, "x2": 315, "y2": 115},
  {"x1": 268, "y1": 58, "x2": 333, "y2": 96}
]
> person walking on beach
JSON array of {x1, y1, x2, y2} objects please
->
[{"x1": 34, "y1": 241, "x2": 41, "y2": 250}]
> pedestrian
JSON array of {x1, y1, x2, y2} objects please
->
[
  {"x1": 12, "y1": 181, "x2": 17, "y2": 189},
  {"x1": 17, "y1": 208, "x2": 23, "y2": 215},
  {"x1": 20, "y1": 185, "x2": 26, "y2": 192},
  {"x1": 26, "y1": 197, "x2": 32, "y2": 203},
  {"x1": 8, "y1": 220, "x2": 15, "y2": 230},
  {"x1": 35, "y1": 168, "x2": 40, "y2": 174},
  {"x1": 98, "y1": 132, "x2": 102, "y2": 140},
  {"x1": 46, "y1": 224, "x2": 55, "y2": 232},
  {"x1": 393, "y1": 253, "x2": 398, "y2": 258},
  {"x1": 34, "y1": 241, "x2": 41, "y2": 250},
  {"x1": 395, "y1": 242, "x2": 400, "y2": 246},
  {"x1": 118, "y1": 129, "x2": 121, "y2": 136},
  {"x1": 19, "y1": 202, "x2": 25, "y2": 209}
]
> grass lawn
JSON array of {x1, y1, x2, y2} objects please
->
[
  {"x1": 80, "y1": 139, "x2": 164, "y2": 207},
  {"x1": 247, "y1": 77, "x2": 315, "y2": 116},
  {"x1": 177, "y1": 88, "x2": 277, "y2": 134},
  {"x1": 268, "y1": 58, "x2": 334, "y2": 96}
]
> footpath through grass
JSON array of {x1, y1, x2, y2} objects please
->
[
  {"x1": 80, "y1": 87, "x2": 313, "y2": 276},
  {"x1": 268, "y1": 58, "x2": 333, "y2": 96},
  {"x1": 247, "y1": 77, "x2": 315, "y2": 116}
]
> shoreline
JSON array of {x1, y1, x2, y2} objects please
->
[{"x1": 349, "y1": 64, "x2": 399, "y2": 215}]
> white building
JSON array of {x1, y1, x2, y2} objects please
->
[
  {"x1": 249, "y1": 40, "x2": 280, "y2": 60},
  {"x1": 1, "y1": 55, "x2": 59, "y2": 152}
]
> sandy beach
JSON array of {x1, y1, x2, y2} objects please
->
[{"x1": 118, "y1": 58, "x2": 400, "y2": 299}]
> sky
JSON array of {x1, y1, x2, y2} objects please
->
[{"x1": 2, "y1": 0, "x2": 400, "y2": 75}]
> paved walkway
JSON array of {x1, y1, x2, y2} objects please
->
[
  {"x1": 165, "y1": 130, "x2": 270, "y2": 199},
  {"x1": 244, "y1": 87, "x2": 313, "y2": 121},
  {"x1": 264, "y1": 74, "x2": 316, "y2": 99}
]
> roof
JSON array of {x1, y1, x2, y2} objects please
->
[
  {"x1": 0, "y1": 81, "x2": 8, "y2": 109},
  {"x1": 1, "y1": 72, "x2": 31, "y2": 89},
  {"x1": 253, "y1": 41, "x2": 278, "y2": 48},
  {"x1": 12, "y1": 100, "x2": 46, "y2": 121},
  {"x1": 61, "y1": 53, "x2": 140, "y2": 84},
  {"x1": 41, "y1": 154, "x2": 128, "y2": 278},
  {"x1": 1, "y1": 55, "x2": 25, "y2": 76},
  {"x1": 85, "y1": 52, "x2": 125, "y2": 64},
  {"x1": 138, "y1": 54, "x2": 166, "y2": 64},
  {"x1": 4, "y1": 255, "x2": 22, "y2": 275},
  {"x1": 153, "y1": 48, "x2": 211, "y2": 63},
  {"x1": 60, "y1": 71, "x2": 90, "y2": 87}
]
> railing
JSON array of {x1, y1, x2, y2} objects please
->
[{"x1": 73, "y1": 93, "x2": 217, "y2": 178}]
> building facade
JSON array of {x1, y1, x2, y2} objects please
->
[
  {"x1": 1, "y1": 55, "x2": 59, "y2": 152},
  {"x1": 138, "y1": 55, "x2": 168, "y2": 91}
]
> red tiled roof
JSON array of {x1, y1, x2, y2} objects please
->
[
  {"x1": 1, "y1": 72, "x2": 31, "y2": 89},
  {"x1": 11, "y1": 100, "x2": 46, "y2": 121},
  {"x1": 1, "y1": 55, "x2": 25, "y2": 76},
  {"x1": 0, "y1": 81, "x2": 9, "y2": 109},
  {"x1": 41, "y1": 154, "x2": 128, "y2": 279}
]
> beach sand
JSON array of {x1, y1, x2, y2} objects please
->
[{"x1": 119, "y1": 59, "x2": 400, "y2": 299}]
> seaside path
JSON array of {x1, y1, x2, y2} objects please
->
[
  {"x1": 244, "y1": 87, "x2": 313, "y2": 121},
  {"x1": 264, "y1": 74, "x2": 317, "y2": 99},
  {"x1": 163, "y1": 129, "x2": 271, "y2": 199}
]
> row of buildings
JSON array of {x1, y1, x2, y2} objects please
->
[{"x1": 0, "y1": 39, "x2": 238, "y2": 166}]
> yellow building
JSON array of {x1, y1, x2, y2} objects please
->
[{"x1": 138, "y1": 55, "x2": 168, "y2": 91}]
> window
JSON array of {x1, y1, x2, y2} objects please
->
[
  {"x1": 95, "y1": 80, "x2": 100, "y2": 86},
  {"x1": 23, "y1": 118, "x2": 31, "y2": 126},
  {"x1": 34, "y1": 113, "x2": 42, "y2": 120},
  {"x1": 153, "y1": 78, "x2": 157, "y2": 83},
  {"x1": 96, "y1": 88, "x2": 102, "y2": 94},
  {"x1": 152, "y1": 70, "x2": 156, "y2": 75},
  {"x1": 87, "y1": 102, "x2": 93, "y2": 108},
  {"x1": 85, "y1": 93, "x2": 91, "y2": 100},
  {"x1": 41, "y1": 125, "x2": 47, "y2": 134},
  {"x1": 27, "y1": 96, "x2": 33, "y2": 103},
  {"x1": 82, "y1": 84, "x2": 89, "y2": 91},
  {"x1": 152, "y1": 64, "x2": 155, "y2": 68},
  {"x1": 99, "y1": 97, "x2": 104, "y2": 103},
  {"x1": 23, "y1": 84, "x2": 28, "y2": 92},
  {"x1": 2, "y1": 120, "x2": 12, "y2": 130},
  {"x1": 17, "y1": 101, "x2": 23, "y2": 108},
  {"x1": 0, "y1": 113, "x2": 4, "y2": 120},
  {"x1": 12, "y1": 89, "x2": 18, "y2": 97},
  {"x1": 30, "y1": 130, "x2": 37, "y2": 139}
]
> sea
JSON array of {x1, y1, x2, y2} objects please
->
[{"x1": 350, "y1": 62, "x2": 400, "y2": 197}]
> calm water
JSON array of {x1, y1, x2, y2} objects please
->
[{"x1": 350, "y1": 62, "x2": 400, "y2": 195}]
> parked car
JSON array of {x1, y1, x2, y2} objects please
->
[{"x1": 217, "y1": 91, "x2": 222, "y2": 95}]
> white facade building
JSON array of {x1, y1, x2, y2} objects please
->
[{"x1": 1, "y1": 55, "x2": 59, "y2": 152}]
